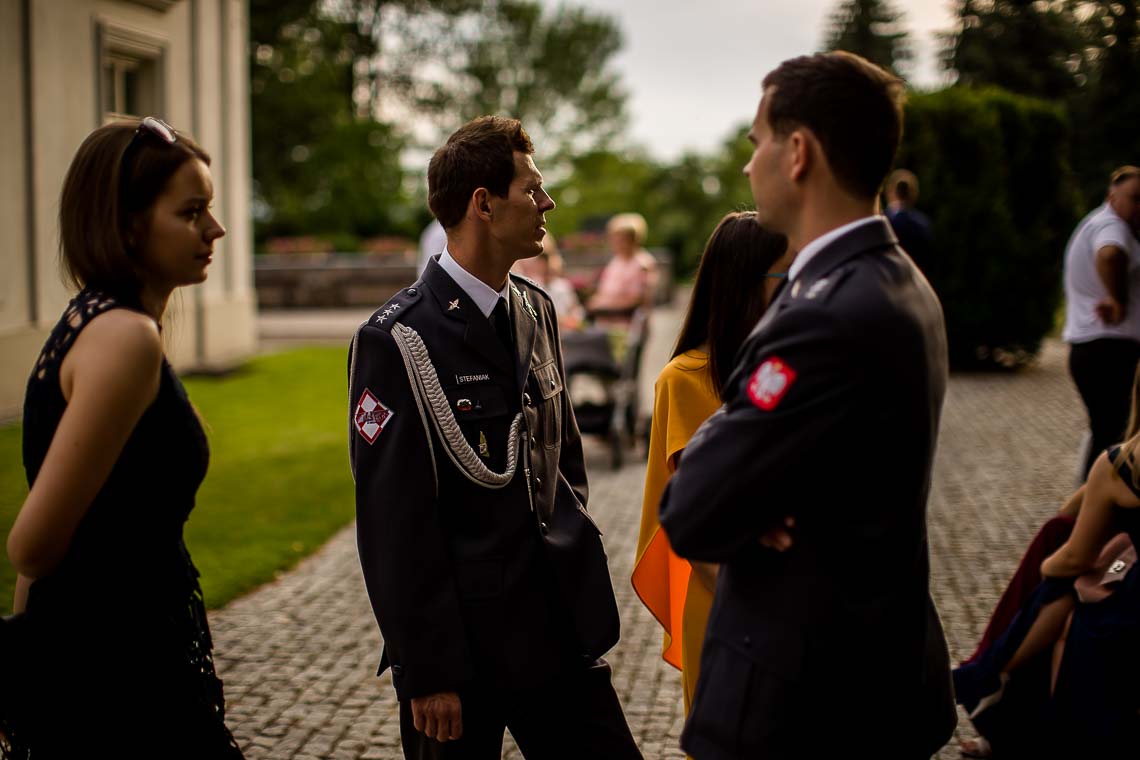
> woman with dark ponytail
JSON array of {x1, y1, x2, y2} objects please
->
[{"x1": 632, "y1": 211, "x2": 792, "y2": 720}]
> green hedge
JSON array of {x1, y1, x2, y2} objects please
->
[{"x1": 896, "y1": 86, "x2": 1082, "y2": 368}]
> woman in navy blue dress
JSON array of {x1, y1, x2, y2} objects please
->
[{"x1": 955, "y1": 370, "x2": 1140, "y2": 757}]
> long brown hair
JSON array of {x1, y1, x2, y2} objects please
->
[
  {"x1": 59, "y1": 120, "x2": 210, "y2": 305},
  {"x1": 672, "y1": 212, "x2": 789, "y2": 399}
]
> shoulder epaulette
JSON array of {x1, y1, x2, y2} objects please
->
[
  {"x1": 789, "y1": 263, "x2": 856, "y2": 305},
  {"x1": 368, "y1": 284, "x2": 424, "y2": 331}
]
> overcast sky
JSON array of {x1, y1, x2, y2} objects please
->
[{"x1": 537, "y1": 0, "x2": 958, "y2": 160}]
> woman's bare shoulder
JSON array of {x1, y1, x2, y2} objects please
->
[
  {"x1": 1095, "y1": 448, "x2": 1140, "y2": 509},
  {"x1": 67, "y1": 308, "x2": 163, "y2": 384}
]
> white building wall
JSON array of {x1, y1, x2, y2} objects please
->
[
  {"x1": 1, "y1": 0, "x2": 256, "y2": 418},
  {"x1": 0, "y1": 0, "x2": 37, "y2": 413}
]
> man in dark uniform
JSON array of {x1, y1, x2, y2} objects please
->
[
  {"x1": 349, "y1": 116, "x2": 641, "y2": 759},
  {"x1": 659, "y1": 52, "x2": 957, "y2": 759}
]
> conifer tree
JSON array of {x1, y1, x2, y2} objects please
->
[{"x1": 823, "y1": 0, "x2": 913, "y2": 76}]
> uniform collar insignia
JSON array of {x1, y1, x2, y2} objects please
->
[
  {"x1": 448, "y1": 299, "x2": 460, "y2": 311},
  {"x1": 511, "y1": 284, "x2": 538, "y2": 320},
  {"x1": 806, "y1": 278, "x2": 829, "y2": 299}
]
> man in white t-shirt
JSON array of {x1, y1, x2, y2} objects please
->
[
  {"x1": 1062, "y1": 165, "x2": 1140, "y2": 478},
  {"x1": 417, "y1": 218, "x2": 446, "y2": 275}
]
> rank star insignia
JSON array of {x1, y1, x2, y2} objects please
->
[
  {"x1": 375, "y1": 305, "x2": 400, "y2": 324},
  {"x1": 448, "y1": 299, "x2": 460, "y2": 311},
  {"x1": 354, "y1": 388, "x2": 394, "y2": 444},
  {"x1": 747, "y1": 356, "x2": 797, "y2": 411}
]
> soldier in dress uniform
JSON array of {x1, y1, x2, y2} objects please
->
[
  {"x1": 349, "y1": 116, "x2": 641, "y2": 759},
  {"x1": 659, "y1": 53, "x2": 957, "y2": 759}
]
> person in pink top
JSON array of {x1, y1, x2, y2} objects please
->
[{"x1": 588, "y1": 212, "x2": 658, "y2": 318}]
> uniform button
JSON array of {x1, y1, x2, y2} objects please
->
[
  {"x1": 529, "y1": 437, "x2": 536, "y2": 450},
  {"x1": 539, "y1": 521, "x2": 549, "y2": 535},
  {"x1": 523, "y1": 392, "x2": 533, "y2": 406},
  {"x1": 549, "y1": 379, "x2": 556, "y2": 390},
  {"x1": 391, "y1": 664, "x2": 404, "y2": 676},
  {"x1": 406, "y1": 287, "x2": 417, "y2": 295},
  {"x1": 534, "y1": 477, "x2": 542, "y2": 489}
]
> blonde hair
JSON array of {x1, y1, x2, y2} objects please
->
[
  {"x1": 1113, "y1": 363, "x2": 1140, "y2": 488},
  {"x1": 606, "y1": 212, "x2": 648, "y2": 244}
]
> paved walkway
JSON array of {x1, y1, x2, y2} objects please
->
[{"x1": 215, "y1": 306, "x2": 1086, "y2": 758}]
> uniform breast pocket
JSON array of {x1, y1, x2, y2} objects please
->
[
  {"x1": 530, "y1": 360, "x2": 563, "y2": 448},
  {"x1": 443, "y1": 382, "x2": 510, "y2": 458}
]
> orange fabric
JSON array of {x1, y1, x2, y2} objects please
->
[{"x1": 632, "y1": 350, "x2": 721, "y2": 705}]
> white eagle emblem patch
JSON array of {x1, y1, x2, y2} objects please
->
[
  {"x1": 747, "y1": 357, "x2": 796, "y2": 411},
  {"x1": 355, "y1": 388, "x2": 394, "y2": 444}
]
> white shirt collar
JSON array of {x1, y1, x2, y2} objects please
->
[
  {"x1": 788, "y1": 216, "x2": 882, "y2": 282},
  {"x1": 438, "y1": 247, "x2": 511, "y2": 318}
]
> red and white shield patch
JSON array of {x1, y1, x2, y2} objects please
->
[
  {"x1": 747, "y1": 357, "x2": 796, "y2": 411},
  {"x1": 355, "y1": 389, "x2": 394, "y2": 444}
]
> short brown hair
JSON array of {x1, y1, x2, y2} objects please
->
[
  {"x1": 762, "y1": 51, "x2": 905, "y2": 200},
  {"x1": 1110, "y1": 165, "x2": 1140, "y2": 187},
  {"x1": 427, "y1": 116, "x2": 534, "y2": 229},
  {"x1": 59, "y1": 120, "x2": 210, "y2": 302}
]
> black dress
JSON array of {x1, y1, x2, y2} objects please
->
[{"x1": 1, "y1": 289, "x2": 244, "y2": 759}]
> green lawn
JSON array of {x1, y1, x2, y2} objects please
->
[{"x1": 0, "y1": 347, "x2": 355, "y2": 615}]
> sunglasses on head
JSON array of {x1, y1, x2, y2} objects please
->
[{"x1": 133, "y1": 116, "x2": 177, "y2": 145}]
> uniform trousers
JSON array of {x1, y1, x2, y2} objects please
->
[
  {"x1": 1069, "y1": 337, "x2": 1140, "y2": 479},
  {"x1": 398, "y1": 658, "x2": 642, "y2": 760}
]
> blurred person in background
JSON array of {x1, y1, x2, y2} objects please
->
[
  {"x1": 512, "y1": 234, "x2": 585, "y2": 331},
  {"x1": 587, "y1": 212, "x2": 659, "y2": 320},
  {"x1": 954, "y1": 362, "x2": 1140, "y2": 757},
  {"x1": 884, "y1": 168, "x2": 933, "y2": 278},
  {"x1": 1063, "y1": 166, "x2": 1140, "y2": 480},
  {"x1": 632, "y1": 211, "x2": 792, "y2": 725},
  {"x1": 419, "y1": 217, "x2": 447, "y2": 275}
]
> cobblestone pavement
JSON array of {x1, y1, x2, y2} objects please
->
[{"x1": 217, "y1": 305, "x2": 1086, "y2": 759}]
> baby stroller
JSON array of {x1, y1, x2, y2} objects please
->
[{"x1": 560, "y1": 307, "x2": 649, "y2": 469}]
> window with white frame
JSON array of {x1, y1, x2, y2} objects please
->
[{"x1": 97, "y1": 23, "x2": 165, "y2": 122}]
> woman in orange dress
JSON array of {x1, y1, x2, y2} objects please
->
[{"x1": 632, "y1": 211, "x2": 792, "y2": 714}]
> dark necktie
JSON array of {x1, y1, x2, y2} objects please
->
[{"x1": 490, "y1": 297, "x2": 514, "y2": 358}]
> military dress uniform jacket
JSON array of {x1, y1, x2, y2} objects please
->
[
  {"x1": 659, "y1": 218, "x2": 957, "y2": 760},
  {"x1": 349, "y1": 259, "x2": 620, "y2": 702}
]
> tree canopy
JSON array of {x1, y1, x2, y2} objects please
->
[
  {"x1": 942, "y1": 0, "x2": 1084, "y2": 102},
  {"x1": 249, "y1": 0, "x2": 627, "y2": 246}
]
